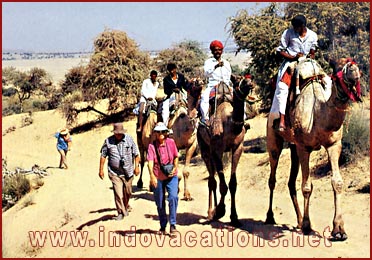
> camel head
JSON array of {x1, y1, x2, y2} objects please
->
[
  {"x1": 339, "y1": 60, "x2": 362, "y2": 102},
  {"x1": 187, "y1": 78, "x2": 204, "y2": 100},
  {"x1": 232, "y1": 75, "x2": 255, "y2": 101}
]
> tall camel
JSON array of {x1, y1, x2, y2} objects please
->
[
  {"x1": 197, "y1": 76, "x2": 254, "y2": 227},
  {"x1": 265, "y1": 59, "x2": 362, "y2": 241},
  {"x1": 168, "y1": 80, "x2": 203, "y2": 201},
  {"x1": 136, "y1": 100, "x2": 158, "y2": 189}
]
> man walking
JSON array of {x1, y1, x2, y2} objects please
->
[{"x1": 99, "y1": 123, "x2": 140, "y2": 220}]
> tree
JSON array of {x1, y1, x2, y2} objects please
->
[
  {"x1": 61, "y1": 29, "x2": 151, "y2": 124},
  {"x1": 154, "y1": 40, "x2": 207, "y2": 79},
  {"x1": 228, "y1": 2, "x2": 370, "y2": 109},
  {"x1": 228, "y1": 3, "x2": 288, "y2": 109},
  {"x1": 2, "y1": 67, "x2": 51, "y2": 112}
]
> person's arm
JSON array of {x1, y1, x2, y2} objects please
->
[
  {"x1": 172, "y1": 156, "x2": 179, "y2": 176},
  {"x1": 134, "y1": 155, "x2": 140, "y2": 176},
  {"x1": 163, "y1": 77, "x2": 173, "y2": 97},
  {"x1": 147, "y1": 160, "x2": 158, "y2": 189},
  {"x1": 204, "y1": 59, "x2": 217, "y2": 77},
  {"x1": 309, "y1": 32, "x2": 318, "y2": 59},
  {"x1": 67, "y1": 140, "x2": 72, "y2": 151},
  {"x1": 147, "y1": 143, "x2": 157, "y2": 188},
  {"x1": 141, "y1": 80, "x2": 151, "y2": 100},
  {"x1": 99, "y1": 156, "x2": 106, "y2": 179},
  {"x1": 278, "y1": 50, "x2": 303, "y2": 61}
]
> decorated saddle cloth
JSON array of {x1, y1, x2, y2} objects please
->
[{"x1": 209, "y1": 82, "x2": 233, "y2": 103}]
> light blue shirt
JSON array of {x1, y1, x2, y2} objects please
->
[
  {"x1": 55, "y1": 132, "x2": 71, "y2": 151},
  {"x1": 276, "y1": 27, "x2": 318, "y2": 56}
]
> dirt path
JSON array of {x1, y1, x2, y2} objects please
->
[{"x1": 2, "y1": 110, "x2": 370, "y2": 258}]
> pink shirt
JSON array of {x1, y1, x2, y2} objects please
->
[{"x1": 147, "y1": 138, "x2": 178, "y2": 180}]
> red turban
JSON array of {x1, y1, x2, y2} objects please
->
[{"x1": 210, "y1": 40, "x2": 224, "y2": 50}]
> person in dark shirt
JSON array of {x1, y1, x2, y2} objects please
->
[{"x1": 162, "y1": 63, "x2": 188, "y2": 126}]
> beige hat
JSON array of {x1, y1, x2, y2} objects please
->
[
  {"x1": 60, "y1": 128, "x2": 69, "y2": 135},
  {"x1": 112, "y1": 123, "x2": 127, "y2": 134}
]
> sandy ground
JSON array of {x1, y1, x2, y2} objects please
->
[{"x1": 2, "y1": 105, "x2": 370, "y2": 258}]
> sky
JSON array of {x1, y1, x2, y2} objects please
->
[{"x1": 2, "y1": 2, "x2": 269, "y2": 53}]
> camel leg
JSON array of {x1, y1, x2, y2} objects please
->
[
  {"x1": 204, "y1": 152, "x2": 217, "y2": 221},
  {"x1": 137, "y1": 150, "x2": 145, "y2": 189},
  {"x1": 213, "y1": 149, "x2": 227, "y2": 220},
  {"x1": 197, "y1": 131, "x2": 216, "y2": 221},
  {"x1": 229, "y1": 144, "x2": 243, "y2": 227},
  {"x1": 288, "y1": 143, "x2": 302, "y2": 228},
  {"x1": 265, "y1": 126, "x2": 284, "y2": 225},
  {"x1": 183, "y1": 141, "x2": 197, "y2": 201},
  {"x1": 298, "y1": 147, "x2": 313, "y2": 234},
  {"x1": 326, "y1": 141, "x2": 347, "y2": 241},
  {"x1": 136, "y1": 133, "x2": 144, "y2": 189}
]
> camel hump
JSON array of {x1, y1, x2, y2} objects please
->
[
  {"x1": 296, "y1": 59, "x2": 325, "y2": 80},
  {"x1": 293, "y1": 80, "x2": 324, "y2": 134}
]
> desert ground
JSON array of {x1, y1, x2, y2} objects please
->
[{"x1": 2, "y1": 56, "x2": 370, "y2": 258}]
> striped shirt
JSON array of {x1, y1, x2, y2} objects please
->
[{"x1": 100, "y1": 134, "x2": 139, "y2": 178}]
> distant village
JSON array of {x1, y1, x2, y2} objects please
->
[
  {"x1": 2, "y1": 42, "x2": 240, "y2": 61},
  {"x1": 2, "y1": 51, "x2": 92, "y2": 61}
]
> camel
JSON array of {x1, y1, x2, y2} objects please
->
[
  {"x1": 265, "y1": 59, "x2": 362, "y2": 241},
  {"x1": 167, "y1": 80, "x2": 203, "y2": 201},
  {"x1": 136, "y1": 100, "x2": 158, "y2": 189},
  {"x1": 197, "y1": 76, "x2": 254, "y2": 227}
]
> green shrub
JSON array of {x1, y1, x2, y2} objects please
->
[
  {"x1": 340, "y1": 109, "x2": 370, "y2": 165},
  {"x1": 2, "y1": 174, "x2": 31, "y2": 201},
  {"x1": 2, "y1": 87, "x2": 17, "y2": 97}
]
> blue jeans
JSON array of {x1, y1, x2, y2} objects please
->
[{"x1": 154, "y1": 176, "x2": 178, "y2": 229}]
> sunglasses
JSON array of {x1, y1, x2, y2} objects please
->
[{"x1": 155, "y1": 130, "x2": 168, "y2": 134}]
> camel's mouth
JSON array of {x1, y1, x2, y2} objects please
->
[{"x1": 348, "y1": 81, "x2": 362, "y2": 102}]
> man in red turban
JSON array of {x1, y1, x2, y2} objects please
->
[
  {"x1": 201, "y1": 40, "x2": 232, "y2": 126},
  {"x1": 209, "y1": 40, "x2": 224, "y2": 50}
]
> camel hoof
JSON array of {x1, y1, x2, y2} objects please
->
[
  {"x1": 213, "y1": 204, "x2": 226, "y2": 220},
  {"x1": 265, "y1": 212, "x2": 276, "y2": 225},
  {"x1": 183, "y1": 196, "x2": 194, "y2": 201},
  {"x1": 207, "y1": 209, "x2": 215, "y2": 221},
  {"x1": 301, "y1": 216, "x2": 312, "y2": 234},
  {"x1": 137, "y1": 179, "x2": 143, "y2": 189},
  {"x1": 330, "y1": 232, "x2": 348, "y2": 242},
  {"x1": 230, "y1": 218, "x2": 242, "y2": 228}
]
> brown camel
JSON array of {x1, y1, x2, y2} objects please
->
[
  {"x1": 168, "y1": 80, "x2": 203, "y2": 201},
  {"x1": 197, "y1": 76, "x2": 254, "y2": 227},
  {"x1": 265, "y1": 59, "x2": 362, "y2": 241},
  {"x1": 136, "y1": 100, "x2": 158, "y2": 189}
]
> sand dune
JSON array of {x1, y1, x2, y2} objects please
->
[{"x1": 2, "y1": 106, "x2": 370, "y2": 258}]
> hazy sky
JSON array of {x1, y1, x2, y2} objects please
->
[{"x1": 2, "y1": 2, "x2": 269, "y2": 52}]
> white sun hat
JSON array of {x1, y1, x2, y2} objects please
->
[{"x1": 153, "y1": 122, "x2": 169, "y2": 132}]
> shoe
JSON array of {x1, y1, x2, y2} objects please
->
[
  {"x1": 157, "y1": 227, "x2": 166, "y2": 235},
  {"x1": 114, "y1": 214, "x2": 124, "y2": 221},
  {"x1": 170, "y1": 225, "x2": 177, "y2": 237},
  {"x1": 200, "y1": 119, "x2": 210, "y2": 127}
]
